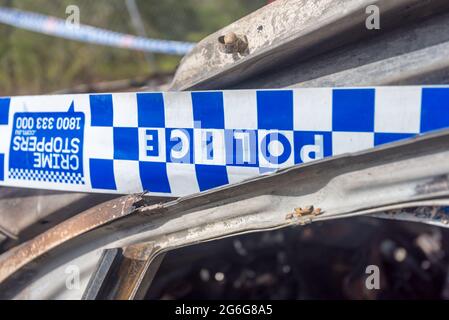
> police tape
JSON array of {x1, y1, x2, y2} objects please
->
[
  {"x1": 0, "y1": 7, "x2": 194, "y2": 55},
  {"x1": 0, "y1": 86, "x2": 448, "y2": 196}
]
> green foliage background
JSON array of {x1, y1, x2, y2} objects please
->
[{"x1": 0, "y1": 0, "x2": 264, "y2": 95}]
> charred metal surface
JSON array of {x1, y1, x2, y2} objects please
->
[
  {"x1": 83, "y1": 243, "x2": 164, "y2": 300},
  {"x1": 147, "y1": 217, "x2": 449, "y2": 300},
  {"x1": 170, "y1": 0, "x2": 449, "y2": 90},
  {"x1": 0, "y1": 188, "x2": 117, "y2": 251},
  {"x1": 82, "y1": 248, "x2": 123, "y2": 300},
  {"x1": 235, "y1": 9, "x2": 449, "y2": 89},
  {"x1": 415, "y1": 175, "x2": 449, "y2": 196},
  {"x1": 0, "y1": 194, "x2": 142, "y2": 284},
  {"x1": 373, "y1": 205, "x2": 449, "y2": 227},
  {"x1": 108, "y1": 243, "x2": 156, "y2": 300}
]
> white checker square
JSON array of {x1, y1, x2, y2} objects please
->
[
  {"x1": 73, "y1": 94, "x2": 90, "y2": 112},
  {"x1": 166, "y1": 163, "x2": 200, "y2": 196},
  {"x1": 223, "y1": 90, "x2": 257, "y2": 129},
  {"x1": 294, "y1": 88, "x2": 332, "y2": 131},
  {"x1": 375, "y1": 87, "x2": 421, "y2": 133},
  {"x1": 84, "y1": 126, "x2": 113, "y2": 159},
  {"x1": 0, "y1": 125, "x2": 11, "y2": 154},
  {"x1": 332, "y1": 132, "x2": 374, "y2": 155},
  {"x1": 194, "y1": 129, "x2": 226, "y2": 165},
  {"x1": 138, "y1": 128, "x2": 166, "y2": 162},
  {"x1": 226, "y1": 166, "x2": 260, "y2": 184},
  {"x1": 113, "y1": 160, "x2": 142, "y2": 194},
  {"x1": 258, "y1": 130, "x2": 294, "y2": 169},
  {"x1": 164, "y1": 92, "x2": 194, "y2": 128},
  {"x1": 9, "y1": 95, "x2": 74, "y2": 113},
  {"x1": 112, "y1": 93, "x2": 138, "y2": 127}
]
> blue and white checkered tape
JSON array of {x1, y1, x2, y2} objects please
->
[
  {"x1": 0, "y1": 7, "x2": 194, "y2": 55},
  {"x1": 0, "y1": 86, "x2": 448, "y2": 196}
]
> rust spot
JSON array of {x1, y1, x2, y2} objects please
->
[
  {"x1": 294, "y1": 206, "x2": 314, "y2": 217},
  {"x1": 218, "y1": 32, "x2": 249, "y2": 55},
  {"x1": 123, "y1": 242, "x2": 155, "y2": 261},
  {"x1": 111, "y1": 243, "x2": 157, "y2": 300},
  {"x1": 287, "y1": 206, "x2": 323, "y2": 222}
]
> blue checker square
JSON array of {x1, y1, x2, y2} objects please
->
[
  {"x1": 191, "y1": 92, "x2": 225, "y2": 129},
  {"x1": 333, "y1": 89, "x2": 375, "y2": 132},
  {"x1": 0, "y1": 153, "x2": 4, "y2": 181},
  {"x1": 294, "y1": 131, "x2": 332, "y2": 164},
  {"x1": 195, "y1": 164, "x2": 229, "y2": 191},
  {"x1": 90, "y1": 94, "x2": 113, "y2": 127},
  {"x1": 113, "y1": 127, "x2": 139, "y2": 160},
  {"x1": 260, "y1": 132, "x2": 292, "y2": 166},
  {"x1": 374, "y1": 133, "x2": 416, "y2": 146},
  {"x1": 137, "y1": 93, "x2": 165, "y2": 128},
  {"x1": 89, "y1": 159, "x2": 116, "y2": 190},
  {"x1": 139, "y1": 162, "x2": 171, "y2": 193},
  {"x1": 225, "y1": 129, "x2": 258, "y2": 167},
  {"x1": 257, "y1": 90, "x2": 293, "y2": 130},
  {"x1": 421, "y1": 88, "x2": 449, "y2": 133},
  {"x1": 0, "y1": 98, "x2": 10, "y2": 125},
  {"x1": 145, "y1": 129, "x2": 160, "y2": 157},
  {"x1": 166, "y1": 128, "x2": 194, "y2": 164}
]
